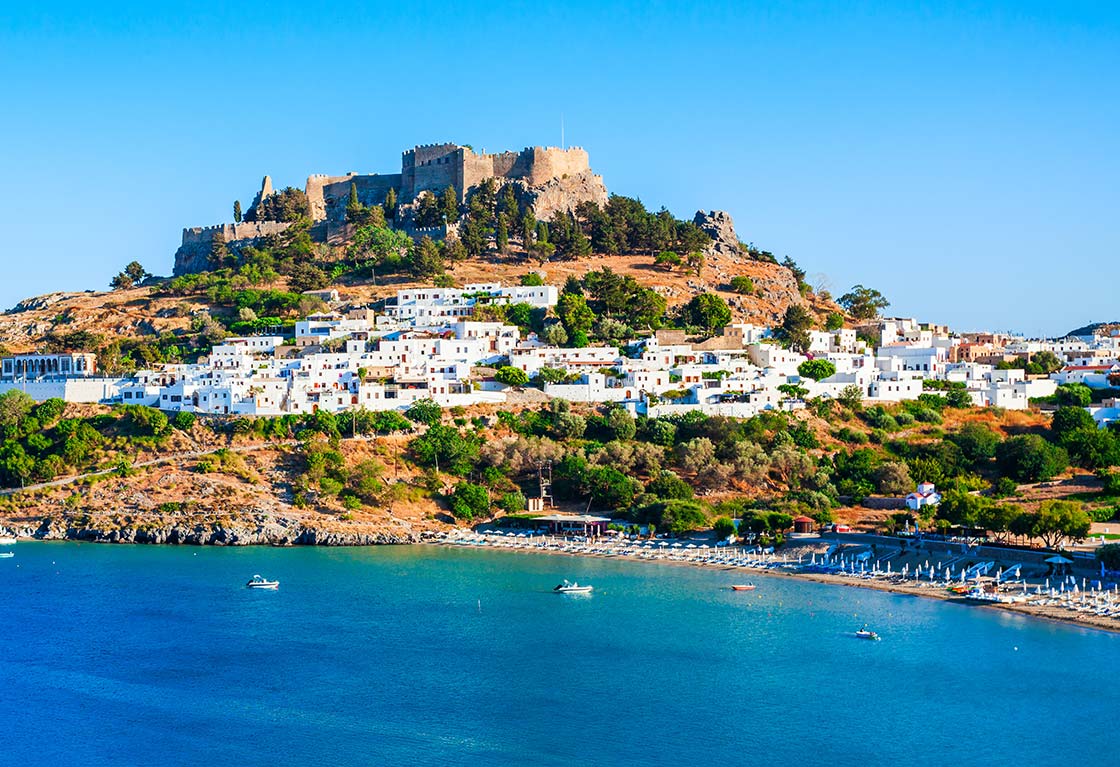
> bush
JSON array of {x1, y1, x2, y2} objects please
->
[
  {"x1": 448, "y1": 482, "x2": 490, "y2": 521},
  {"x1": 729, "y1": 276, "x2": 754, "y2": 294},
  {"x1": 172, "y1": 411, "x2": 196, "y2": 431},
  {"x1": 996, "y1": 434, "x2": 1069, "y2": 483},
  {"x1": 494, "y1": 366, "x2": 530, "y2": 387}
]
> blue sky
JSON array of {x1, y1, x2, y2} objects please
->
[{"x1": 1, "y1": 1, "x2": 1116, "y2": 336}]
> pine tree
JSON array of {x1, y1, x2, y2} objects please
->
[
  {"x1": 567, "y1": 225, "x2": 592, "y2": 259},
  {"x1": 384, "y1": 187, "x2": 397, "y2": 220},
  {"x1": 346, "y1": 182, "x2": 364, "y2": 224},
  {"x1": 520, "y1": 209, "x2": 537, "y2": 244},
  {"x1": 233, "y1": 200, "x2": 242, "y2": 223},
  {"x1": 208, "y1": 232, "x2": 230, "y2": 270},
  {"x1": 411, "y1": 236, "x2": 444, "y2": 279},
  {"x1": 440, "y1": 186, "x2": 459, "y2": 224},
  {"x1": 498, "y1": 184, "x2": 518, "y2": 220},
  {"x1": 496, "y1": 214, "x2": 509, "y2": 255}
]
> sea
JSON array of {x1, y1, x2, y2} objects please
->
[{"x1": 1, "y1": 542, "x2": 1117, "y2": 766}]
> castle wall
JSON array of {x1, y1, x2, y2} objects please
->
[
  {"x1": 175, "y1": 221, "x2": 292, "y2": 275},
  {"x1": 526, "y1": 147, "x2": 591, "y2": 185},
  {"x1": 315, "y1": 173, "x2": 402, "y2": 224}
]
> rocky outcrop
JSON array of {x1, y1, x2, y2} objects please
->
[
  {"x1": 516, "y1": 170, "x2": 609, "y2": 221},
  {"x1": 3, "y1": 518, "x2": 445, "y2": 547},
  {"x1": 693, "y1": 210, "x2": 741, "y2": 258}
]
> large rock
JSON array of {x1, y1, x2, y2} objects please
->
[
  {"x1": 693, "y1": 210, "x2": 740, "y2": 258},
  {"x1": 517, "y1": 170, "x2": 609, "y2": 221}
]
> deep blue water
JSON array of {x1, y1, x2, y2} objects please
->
[{"x1": 1, "y1": 542, "x2": 1118, "y2": 766}]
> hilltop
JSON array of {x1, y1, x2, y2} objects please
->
[{"x1": 1, "y1": 140, "x2": 843, "y2": 359}]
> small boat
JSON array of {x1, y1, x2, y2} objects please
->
[
  {"x1": 855, "y1": 625, "x2": 880, "y2": 641},
  {"x1": 731, "y1": 583, "x2": 756, "y2": 591},
  {"x1": 0, "y1": 552, "x2": 13, "y2": 559},
  {"x1": 0, "y1": 536, "x2": 16, "y2": 545},
  {"x1": 553, "y1": 579, "x2": 593, "y2": 594},
  {"x1": 246, "y1": 574, "x2": 279, "y2": 590}
]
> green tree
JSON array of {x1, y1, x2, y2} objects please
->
[
  {"x1": 0, "y1": 390, "x2": 34, "y2": 440},
  {"x1": 712, "y1": 516, "x2": 736, "y2": 538},
  {"x1": 124, "y1": 261, "x2": 149, "y2": 283},
  {"x1": 1052, "y1": 405, "x2": 1097, "y2": 439},
  {"x1": 208, "y1": 232, "x2": 231, "y2": 270},
  {"x1": 825, "y1": 311, "x2": 844, "y2": 331},
  {"x1": 729, "y1": 275, "x2": 754, "y2": 294},
  {"x1": 684, "y1": 293, "x2": 731, "y2": 333},
  {"x1": 383, "y1": 187, "x2": 397, "y2": 220},
  {"x1": 950, "y1": 422, "x2": 1000, "y2": 465},
  {"x1": 411, "y1": 236, "x2": 444, "y2": 279},
  {"x1": 1034, "y1": 499, "x2": 1090, "y2": 548},
  {"x1": 798, "y1": 359, "x2": 836, "y2": 381},
  {"x1": 838, "y1": 284, "x2": 890, "y2": 320},
  {"x1": 494, "y1": 366, "x2": 530, "y2": 387},
  {"x1": 495, "y1": 214, "x2": 510, "y2": 255},
  {"x1": 655, "y1": 251, "x2": 683, "y2": 270},
  {"x1": 566, "y1": 225, "x2": 592, "y2": 259},
  {"x1": 1054, "y1": 384, "x2": 1092, "y2": 407},
  {"x1": 604, "y1": 407, "x2": 637, "y2": 441},
  {"x1": 774, "y1": 304, "x2": 814, "y2": 352},
  {"x1": 557, "y1": 292, "x2": 595, "y2": 334},
  {"x1": 410, "y1": 425, "x2": 479, "y2": 475},
  {"x1": 448, "y1": 482, "x2": 490, "y2": 521},
  {"x1": 996, "y1": 434, "x2": 1069, "y2": 482},
  {"x1": 440, "y1": 186, "x2": 459, "y2": 224},
  {"x1": 405, "y1": 399, "x2": 443, "y2": 427},
  {"x1": 346, "y1": 181, "x2": 364, "y2": 224},
  {"x1": 875, "y1": 461, "x2": 913, "y2": 495},
  {"x1": 520, "y1": 209, "x2": 537, "y2": 243},
  {"x1": 288, "y1": 262, "x2": 329, "y2": 293},
  {"x1": 233, "y1": 199, "x2": 242, "y2": 223}
]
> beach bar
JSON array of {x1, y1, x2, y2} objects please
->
[{"x1": 535, "y1": 514, "x2": 611, "y2": 537}]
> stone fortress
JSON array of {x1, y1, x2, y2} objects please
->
[{"x1": 174, "y1": 143, "x2": 608, "y2": 275}]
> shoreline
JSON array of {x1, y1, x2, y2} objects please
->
[
  {"x1": 5, "y1": 523, "x2": 1118, "y2": 635},
  {"x1": 434, "y1": 534, "x2": 1120, "y2": 635}
]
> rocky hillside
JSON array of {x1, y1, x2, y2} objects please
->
[{"x1": 0, "y1": 211, "x2": 838, "y2": 356}]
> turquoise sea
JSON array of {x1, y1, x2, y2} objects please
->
[{"x1": 2, "y1": 542, "x2": 1118, "y2": 766}]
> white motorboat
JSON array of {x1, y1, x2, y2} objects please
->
[
  {"x1": 246, "y1": 574, "x2": 279, "y2": 590},
  {"x1": 0, "y1": 552, "x2": 13, "y2": 559},
  {"x1": 855, "y1": 625, "x2": 880, "y2": 641},
  {"x1": 553, "y1": 579, "x2": 593, "y2": 594},
  {"x1": 0, "y1": 536, "x2": 16, "y2": 545},
  {"x1": 731, "y1": 583, "x2": 756, "y2": 591}
]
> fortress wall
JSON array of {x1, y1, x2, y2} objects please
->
[
  {"x1": 306, "y1": 173, "x2": 357, "y2": 220},
  {"x1": 460, "y1": 151, "x2": 497, "y2": 198},
  {"x1": 411, "y1": 157, "x2": 458, "y2": 199},
  {"x1": 319, "y1": 174, "x2": 402, "y2": 222},
  {"x1": 488, "y1": 150, "x2": 522, "y2": 178},
  {"x1": 181, "y1": 221, "x2": 291, "y2": 246},
  {"x1": 526, "y1": 147, "x2": 591, "y2": 185}
]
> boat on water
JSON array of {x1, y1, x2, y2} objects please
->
[
  {"x1": 855, "y1": 625, "x2": 881, "y2": 641},
  {"x1": 0, "y1": 536, "x2": 16, "y2": 545},
  {"x1": 730, "y1": 583, "x2": 756, "y2": 591},
  {"x1": 246, "y1": 574, "x2": 279, "y2": 590},
  {"x1": 553, "y1": 580, "x2": 593, "y2": 594},
  {"x1": 0, "y1": 552, "x2": 13, "y2": 559}
]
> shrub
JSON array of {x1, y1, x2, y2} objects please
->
[
  {"x1": 729, "y1": 276, "x2": 754, "y2": 294},
  {"x1": 448, "y1": 482, "x2": 490, "y2": 521}
]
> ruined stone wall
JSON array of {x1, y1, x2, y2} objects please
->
[
  {"x1": 174, "y1": 221, "x2": 292, "y2": 275},
  {"x1": 315, "y1": 173, "x2": 402, "y2": 224}
]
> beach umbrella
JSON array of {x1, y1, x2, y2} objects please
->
[{"x1": 1045, "y1": 555, "x2": 1073, "y2": 565}]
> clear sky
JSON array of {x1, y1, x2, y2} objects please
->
[{"x1": 1, "y1": 1, "x2": 1116, "y2": 337}]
